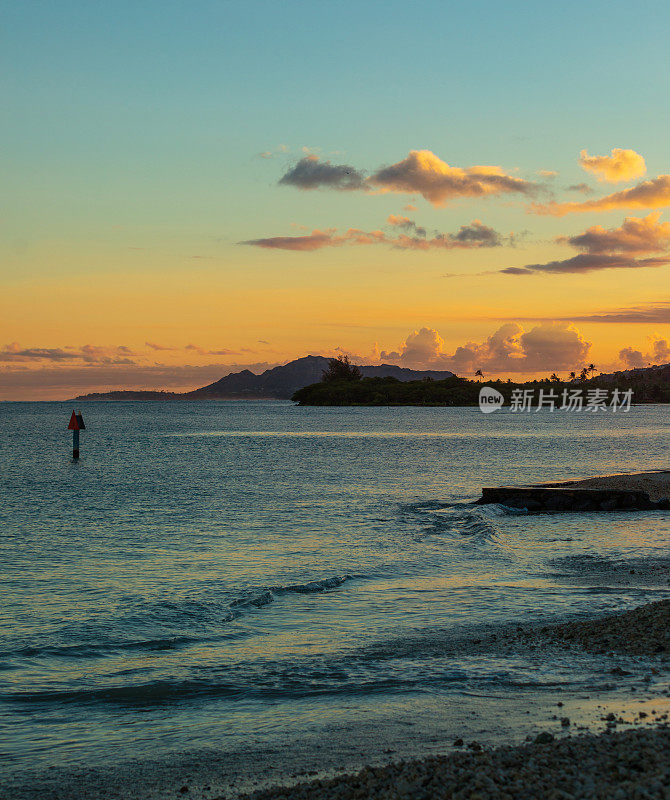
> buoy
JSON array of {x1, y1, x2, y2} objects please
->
[{"x1": 68, "y1": 410, "x2": 85, "y2": 458}]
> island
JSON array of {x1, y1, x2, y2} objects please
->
[{"x1": 291, "y1": 361, "x2": 670, "y2": 406}]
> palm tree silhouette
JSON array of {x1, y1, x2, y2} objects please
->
[
  {"x1": 474, "y1": 369, "x2": 484, "y2": 381},
  {"x1": 587, "y1": 363, "x2": 598, "y2": 378},
  {"x1": 569, "y1": 371, "x2": 577, "y2": 381}
]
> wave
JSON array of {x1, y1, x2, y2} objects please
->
[
  {"x1": 399, "y1": 501, "x2": 500, "y2": 542},
  {"x1": 8, "y1": 636, "x2": 198, "y2": 659},
  {"x1": 3, "y1": 576, "x2": 356, "y2": 662},
  {"x1": 228, "y1": 574, "x2": 352, "y2": 610},
  {"x1": 0, "y1": 656, "x2": 588, "y2": 708}
]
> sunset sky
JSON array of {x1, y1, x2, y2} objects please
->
[{"x1": 2, "y1": 0, "x2": 669, "y2": 399}]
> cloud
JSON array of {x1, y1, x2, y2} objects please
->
[
  {"x1": 387, "y1": 214, "x2": 426, "y2": 237},
  {"x1": 0, "y1": 343, "x2": 136, "y2": 364},
  {"x1": 565, "y1": 183, "x2": 594, "y2": 194},
  {"x1": 379, "y1": 322, "x2": 590, "y2": 374},
  {"x1": 579, "y1": 148, "x2": 646, "y2": 183},
  {"x1": 146, "y1": 341, "x2": 178, "y2": 351},
  {"x1": 452, "y1": 220, "x2": 503, "y2": 246},
  {"x1": 277, "y1": 150, "x2": 537, "y2": 206},
  {"x1": 619, "y1": 338, "x2": 670, "y2": 368},
  {"x1": 241, "y1": 229, "x2": 346, "y2": 251},
  {"x1": 184, "y1": 343, "x2": 242, "y2": 356},
  {"x1": 565, "y1": 303, "x2": 670, "y2": 324},
  {"x1": 503, "y1": 214, "x2": 670, "y2": 275},
  {"x1": 278, "y1": 155, "x2": 366, "y2": 190},
  {"x1": 502, "y1": 253, "x2": 670, "y2": 276},
  {"x1": 559, "y1": 213, "x2": 670, "y2": 254},
  {"x1": 242, "y1": 219, "x2": 505, "y2": 252},
  {"x1": 258, "y1": 144, "x2": 289, "y2": 159},
  {"x1": 530, "y1": 175, "x2": 670, "y2": 216},
  {"x1": 537, "y1": 170, "x2": 558, "y2": 178},
  {"x1": 0, "y1": 362, "x2": 280, "y2": 401},
  {"x1": 369, "y1": 150, "x2": 537, "y2": 207}
]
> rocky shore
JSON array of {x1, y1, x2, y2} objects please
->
[
  {"x1": 542, "y1": 599, "x2": 670, "y2": 657},
  {"x1": 239, "y1": 728, "x2": 670, "y2": 800},
  {"x1": 477, "y1": 470, "x2": 670, "y2": 512},
  {"x1": 235, "y1": 601, "x2": 670, "y2": 800},
  {"x1": 545, "y1": 471, "x2": 670, "y2": 504}
]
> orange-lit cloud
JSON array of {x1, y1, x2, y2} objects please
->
[
  {"x1": 278, "y1": 151, "x2": 537, "y2": 206},
  {"x1": 619, "y1": 338, "x2": 670, "y2": 368},
  {"x1": 242, "y1": 219, "x2": 504, "y2": 251},
  {"x1": 530, "y1": 175, "x2": 670, "y2": 216},
  {"x1": 503, "y1": 214, "x2": 670, "y2": 275},
  {"x1": 379, "y1": 323, "x2": 590, "y2": 374},
  {"x1": 369, "y1": 150, "x2": 537, "y2": 206},
  {"x1": 559, "y1": 213, "x2": 670, "y2": 254},
  {"x1": 579, "y1": 148, "x2": 646, "y2": 183}
]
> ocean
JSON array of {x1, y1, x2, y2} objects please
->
[{"x1": 1, "y1": 401, "x2": 669, "y2": 791}]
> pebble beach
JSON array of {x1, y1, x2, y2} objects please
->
[
  {"x1": 239, "y1": 600, "x2": 670, "y2": 800},
  {"x1": 240, "y1": 727, "x2": 670, "y2": 800}
]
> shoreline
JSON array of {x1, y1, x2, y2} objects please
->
[
  {"x1": 3, "y1": 601, "x2": 668, "y2": 800},
  {"x1": 540, "y1": 470, "x2": 670, "y2": 504},
  {"x1": 240, "y1": 727, "x2": 670, "y2": 800},
  {"x1": 478, "y1": 469, "x2": 670, "y2": 511}
]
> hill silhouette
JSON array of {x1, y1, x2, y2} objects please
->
[{"x1": 72, "y1": 356, "x2": 455, "y2": 401}]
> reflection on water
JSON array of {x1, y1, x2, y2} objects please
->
[{"x1": 0, "y1": 401, "x2": 668, "y2": 768}]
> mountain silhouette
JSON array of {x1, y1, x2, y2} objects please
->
[{"x1": 72, "y1": 355, "x2": 455, "y2": 401}]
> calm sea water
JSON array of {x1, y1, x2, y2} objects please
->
[{"x1": 0, "y1": 401, "x2": 668, "y2": 771}]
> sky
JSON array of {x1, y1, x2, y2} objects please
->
[{"x1": 2, "y1": 0, "x2": 669, "y2": 398}]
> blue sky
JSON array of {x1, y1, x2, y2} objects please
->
[{"x1": 2, "y1": 1, "x2": 670, "y2": 396}]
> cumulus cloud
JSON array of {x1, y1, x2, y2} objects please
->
[
  {"x1": 503, "y1": 214, "x2": 670, "y2": 275},
  {"x1": 278, "y1": 155, "x2": 366, "y2": 190},
  {"x1": 619, "y1": 338, "x2": 670, "y2": 368},
  {"x1": 530, "y1": 175, "x2": 670, "y2": 216},
  {"x1": 277, "y1": 150, "x2": 537, "y2": 206},
  {"x1": 579, "y1": 148, "x2": 646, "y2": 183},
  {"x1": 379, "y1": 323, "x2": 590, "y2": 374},
  {"x1": 559, "y1": 213, "x2": 670, "y2": 254},
  {"x1": 242, "y1": 219, "x2": 504, "y2": 252},
  {"x1": 369, "y1": 150, "x2": 537, "y2": 207}
]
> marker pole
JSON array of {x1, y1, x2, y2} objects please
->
[{"x1": 73, "y1": 428, "x2": 80, "y2": 459}]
